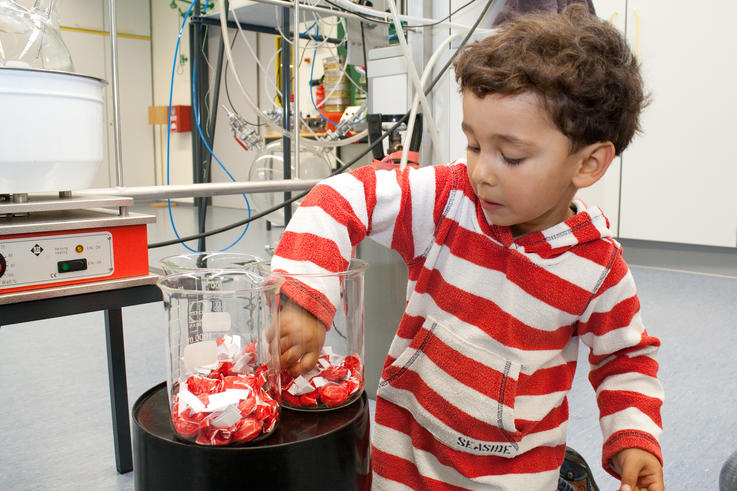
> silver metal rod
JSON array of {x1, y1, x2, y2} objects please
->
[
  {"x1": 76, "y1": 179, "x2": 320, "y2": 201},
  {"x1": 108, "y1": 0, "x2": 124, "y2": 187},
  {"x1": 293, "y1": 0, "x2": 301, "y2": 181}
]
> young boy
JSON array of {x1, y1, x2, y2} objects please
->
[{"x1": 272, "y1": 5, "x2": 664, "y2": 490}]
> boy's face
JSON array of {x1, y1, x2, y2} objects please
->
[{"x1": 461, "y1": 90, "x2": 585, "y2": 238}]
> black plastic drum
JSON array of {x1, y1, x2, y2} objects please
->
[{"x1": 132, "y1": 382, "x2": 371, "y2": 491}]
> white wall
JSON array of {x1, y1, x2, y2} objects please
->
[{"x1": 583, "y1": 0, "x2": 737, "y2": 247}]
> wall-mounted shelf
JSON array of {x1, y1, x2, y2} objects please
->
[{"x1": 205, "y1": 0, "x2": 329, "y2": 29}]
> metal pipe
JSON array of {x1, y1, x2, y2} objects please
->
[
  {"x1": 76, "y1": 179, "x2": 320, "y2": 201},
  {"x1": 189, "y1": 1, "x2": 208, "y2": 251},
  {"x1": 280, "y1": 8, "x2": 292, "y2": 224},
  {"x1": 197, "y1": 0, "x2": 229, "y2": 251},
  {"x1": 205, "y1": 4, "x2": 226, "y2": 163},
  {"x1": 108, "y1": 0, "x2": 124, "y2": 187},
  {"x1": 293, "y1": 0, "x2": 300, "y2": 185}
]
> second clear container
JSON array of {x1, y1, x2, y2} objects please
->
[{"x1": 270, "y1": 258, "x2": 368, "y2": 411}]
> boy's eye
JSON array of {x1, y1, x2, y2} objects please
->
[
  {"x1": 502, "y1": 154, "x2": 524, "y2": 166},
  {"x1": 466, "y1": 145, "x2": 480, "y2": 153}
]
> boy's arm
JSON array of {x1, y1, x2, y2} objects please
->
[
  {"x1": 577, "y1": 248, "x2": 664, "y2": 483},
  {"x1": 272, "y1": 163, "x2": 452, "y2": 371}
]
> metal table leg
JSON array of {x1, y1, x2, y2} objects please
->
[{"x1": 105, "y1": 307, "x2": 133, "y2": 473}]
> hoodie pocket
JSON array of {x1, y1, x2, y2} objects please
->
[{"x1": 378, "y1": 316, "x2": 522, "y2": 457}]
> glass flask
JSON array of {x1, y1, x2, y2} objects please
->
[
  {"x1": 160, "y1": 252, "x2": 266, "y2": 275},
  {"x1": 157, "y1": 270, "x2": 283, "y2": 445},
  {"x1": 248, "y1": 141, "x2": 333, "y2": 225},
  {"x1": 271, "y1": 258, "x2": 368, "y2": 411},
  {"x1": 0, "y1": 0, "x2": 74, "y2": 71}
]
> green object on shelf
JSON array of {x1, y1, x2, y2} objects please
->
[
  {"x1": 347, "y1": 65, "x2": 367, "y2": 106},
  {"x1": 388, "y1": 20, "x2": 407, "y2": 45},
  {"x1": 337, "y1": 20, "x2": 347, "y2": 59}
]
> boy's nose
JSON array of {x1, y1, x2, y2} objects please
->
[{"x1": 472, "y1": 159, "x2": 498, "y2": 187}]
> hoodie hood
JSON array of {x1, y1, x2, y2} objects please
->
[{"x1": 481, "y1": 198, "x2": 614, "y2": 256}]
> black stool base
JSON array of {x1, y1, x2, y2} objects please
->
[{"x1": 132, "y1": 382, "x2": 371, "y2": 491}]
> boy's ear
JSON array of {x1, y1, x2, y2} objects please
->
[{"x1": 572, "y1": 141, "x2": 616, "y2": 189}]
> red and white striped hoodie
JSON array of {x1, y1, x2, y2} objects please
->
[{"x1": 272, "y1": 160, "x2": 663, "y2": 490}]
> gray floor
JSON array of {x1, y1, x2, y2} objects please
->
[{"x1": 1, "y1": 202, "x2": 736, "y2": 490}]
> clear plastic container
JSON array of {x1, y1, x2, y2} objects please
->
[
  {"x1": 159, "y1": 252, "x2": 266, "y2": 275},
  {"x1": 271, "y1": 258, "x2": 368, "y2": 411},
  {"x1": 157, "y1": 270, "x2": 283, "y2": 445}
]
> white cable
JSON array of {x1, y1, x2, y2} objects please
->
[
  {"x1": 294, "y1": 0, "x2": 301, "y2": 179},
  {"x1": 274, "y1": 8, "x2": 293, "y2": 44},
  {"x1": 218, "y1": 1, "x2": 367, "y2": 149},
  {"x1": 263, "y1": 47, "x2": 283, "y2": 106},
  {"x1": 310, "y1": 3, "x2": 341, "y2": 28},
  {"x1": 307, "y1": 8, "x2": 339, "y2": 49},
  {"x1": 232, "y1": 7, "x2": 281, "y2": 100},
  {"x1": 328, "y1": 0, "x2": 387, "y2": 19},
  {"x1": 347, "y1": 65, "x2": 368, "y2": 95},
  {"x1": 219, "y1": 1, "x2": 292, "y2": 138},
  {"x1": 400, "y1": 31, "x2": 463, "y2": 169},
  {"x1": 386, "y1": 0, "x2": 443, "y2": 165},
  {"x1": 327, "y1": 0, "x2": 491, "y2": 32},
  {"x1": 301, "y1": 117, "x2": 324, "y2": 140}
]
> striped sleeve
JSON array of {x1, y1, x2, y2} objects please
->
[
  {"x1": 272, "y1": 164, "x2": 451, "y2": 326},
  {"x1": 577, "y1": 250, "x2": 664, "y2": 477}
]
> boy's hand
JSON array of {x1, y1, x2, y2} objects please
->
[
  {"x1": 612, "y1": 448, "x2": 664, "y2": 491},
  {"x1": 275, "y1": 298, "x2": 326, "y2": 377}
]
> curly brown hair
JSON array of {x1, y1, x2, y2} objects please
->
[{"x1": 453, "y1": 4, "x2": 646, "y2": 155}]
